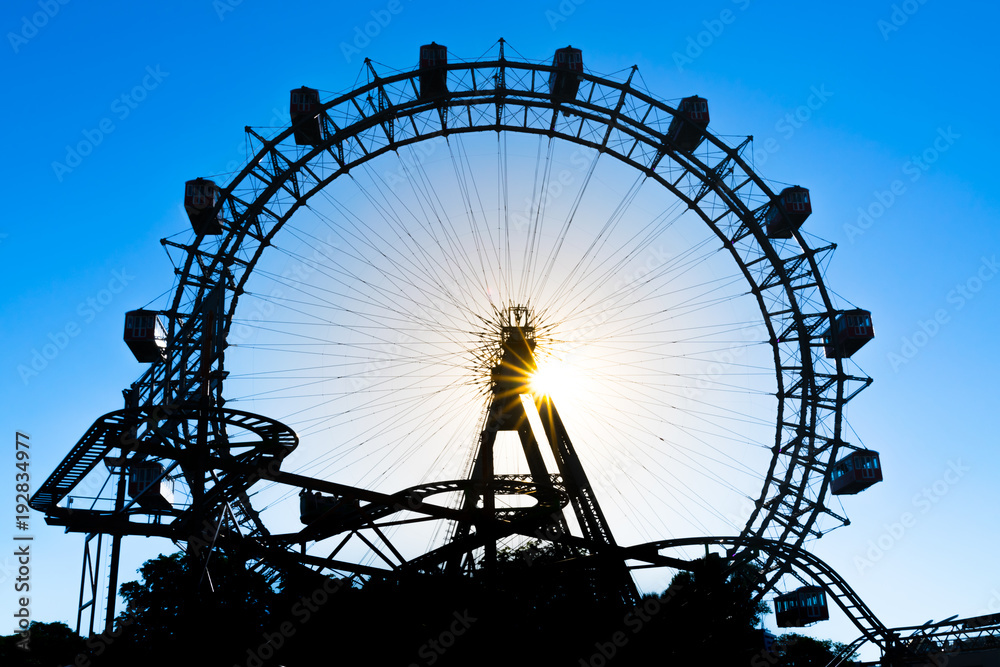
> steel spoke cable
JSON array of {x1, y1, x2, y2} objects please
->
[
  {"x1": 544, "y1": 169, "x2": 650, "y2": 309},
  {"x1": 306, "y1": 185, "x2": 480, "y2": 313},
  {"x1": 528, "y1": 141, "x2": 602, "y2": 302},
  {"x1": 450, "y1": 133, "x2": 502, "y2": 296}
]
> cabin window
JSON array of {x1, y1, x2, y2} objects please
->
[{"x1": 858, "y1": 455, "x2": 878, "y2": 470}]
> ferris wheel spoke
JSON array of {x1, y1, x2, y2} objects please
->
[{"x1": 86, "y1": 48, "x2": 873, "y2": 609}]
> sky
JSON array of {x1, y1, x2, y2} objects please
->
[{"x1": 3, "y1": 0, "x2": 1000, "y2": 661}]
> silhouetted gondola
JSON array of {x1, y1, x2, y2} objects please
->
[
  {"x1": 667, "y1": 96, "x2": 709, "y2": 152},
  {"x1": 775, "y1": 586, "x2": 829, "y2": 627},
  {"x1": 290, "y1": 86, "x2": 322, "y2": 146},
  {"x1": 765, "y1": 186, "x2": 811, "y2": 239},
  {"x1": 123, "y1": 310, "x2": 166, "y2": 362},
  {"x1": 824, "y1": 309, "x2": 874, "y2": 358},
  {"x1": 184, "y1": 178, "x2": 222, "y2": 235}
]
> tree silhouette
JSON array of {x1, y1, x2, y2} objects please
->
[
  {"x1": 611, "y1": 553, "x2": 772, "y2": 664},
  {"x1": 48, "y1": 543, "x2": 853, "y2": 666},
  {"x1": 0, "y1": 621, "x2": 85, "y2": 666},
  {"x1": 97, "y1": 550, "x2": 281, "y2": 666},
  {"x1": 765, "y1": 632, "x2": 857, "y2": 666}
]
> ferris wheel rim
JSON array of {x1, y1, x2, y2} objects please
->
[{"x1": 161, "y1": 47, "x2": 866, "y2": 590}]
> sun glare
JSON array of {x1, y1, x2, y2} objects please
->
[{"x1": 530, "y1": 353, "x2": 586, "y2": 404}]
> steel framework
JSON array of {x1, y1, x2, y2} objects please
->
[{"x1": 32, "y1": 39, "x2": 875, "y2": 637}]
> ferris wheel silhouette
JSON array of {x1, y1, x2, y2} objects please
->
[{"x1": 33, "y1": 38, "x2": 889, "y2": 647}]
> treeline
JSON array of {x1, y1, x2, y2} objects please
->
[{"x1": 0, "y1": 545, "x2": 853, "y2": 666}]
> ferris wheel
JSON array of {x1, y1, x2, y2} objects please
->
[{"x1": 32, "y1": 39, "x2": 882, "y2": 634}]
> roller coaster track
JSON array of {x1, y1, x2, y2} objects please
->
[
  {"x1": 831, "y1": 612, "x2": 1000, "y2": 666},
  {"x1": 30, "y1": 409, "x2": 891, "y2": 650},
  {"x1": 29, "y1": 407, "x2": 298, "y2": 539},
  {"x1": 619, "y1": 536, "x2": 891, "y2": 650}
]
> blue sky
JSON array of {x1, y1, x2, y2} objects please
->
[{"x1": 3, "y1": 0, "x2": 999, "y2": 659}]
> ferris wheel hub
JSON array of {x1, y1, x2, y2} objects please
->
[{"x1": 489, "y1": 305, "x2": 538, "y2": 400}]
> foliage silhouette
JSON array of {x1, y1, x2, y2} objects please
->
[
  {"x1": 0, "y1": 621, "x2": 85, "y2": 666},
  {"x1": 17, "y1": 543, "x2": 851, "y2": 666}
]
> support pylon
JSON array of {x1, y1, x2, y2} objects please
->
[{"x1": 448, "y1": 306, "x2": 639, "y2": 605}]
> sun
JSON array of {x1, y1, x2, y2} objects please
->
[{"x1": 530, "y1": 351, "x2": 586, "y2": 405}]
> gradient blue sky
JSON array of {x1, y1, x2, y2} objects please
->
[{"x1": 3, "y1": 0, "x2": 999, "y2": 658}]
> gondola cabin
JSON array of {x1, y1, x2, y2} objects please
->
[
  {"x1": 418, "y1": 42, "x2": 448, "y2": 100},
  {"x1": 765, "y1": 186, "x2": 812, "y2": 239},
  {"x1": 290, "y1": 86, "x2": 322, "y2": 146},
  {"x1": 549, "y1": 46, "x2": 583, "y2": 103},
  {"x1": 128, "y1": 462, "x2": 174, "y2": 511},
  {"x1": 830, "y1": 449, "x2": 882, "y2": 495},
  {"x1": 184, "y1": 178, "x2": 222, "y2": 235},
  {"x1": 123, "y1": 309, "x2": 166, "y2": 362},
  {"x1": 823, "y1": 309, "x2": 874, "y2": 358},
  {"x1": 667, "y1": 96, "x2": 710, "y2": 152},
  {"x1": 774, "y1": 586, "x2": 829, "y2": 627}
]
